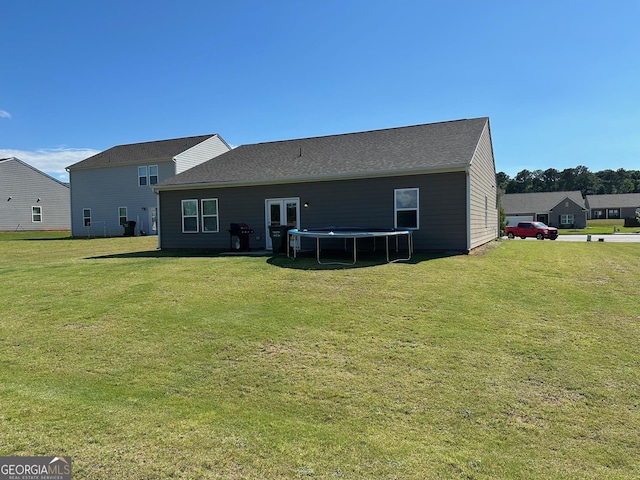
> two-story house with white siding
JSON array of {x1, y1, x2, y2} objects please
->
[
  {"x1": 66, "y1": 134, "x2": 230, "y2": 237},
  {"x1": 0, "y1": 157, "x2": 70, "y2": 232}
]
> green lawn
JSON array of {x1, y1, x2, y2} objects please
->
[
  {"x1": 1, "y1": 233, "x2": 639, "y2": 479},
  {"x1": 558, "y1": 218, "x2": 640, "y2": 235}
]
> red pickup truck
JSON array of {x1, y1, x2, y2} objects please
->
[{"x1": 505, "y1": 221, "x2": 558, "y2": 240}]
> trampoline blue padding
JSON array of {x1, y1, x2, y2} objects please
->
[{"x1": 287, "y1": 227, "x2": 413, "y2": 265}]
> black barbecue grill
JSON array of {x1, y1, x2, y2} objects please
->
[{"x1": 228, "y1": 223, "x2": 254, "y2": 251}]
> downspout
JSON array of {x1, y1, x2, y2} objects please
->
[
  {"x1": 466, "y1": 167, "x2": 471, "y2": 252},
  {"x1": 152, "y1": 186, "x2": 161, "y2": 250},
  {"x1": 66, "y1": 167, "x2": 73, "y2": 237}
]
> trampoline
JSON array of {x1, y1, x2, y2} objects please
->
[{"x1": 287, "y1": 227, "x2": 413, "y2": 265}]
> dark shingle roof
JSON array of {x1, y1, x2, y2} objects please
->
[
  {"x1": 155, "y1": 118, "x2": 489, "y2": 188},
  {"x1": 67, "y1": 134, "x2": 216, "y2": 170},
  {"x1": 585, "y1": 193, "x2": 640, "y2": 209},
  {"x1": 1, "y1": 157, "x2": 69, "y2": 187},
  {"x1": 501, "y1": 191, "x2": 585, "y2": 213}
]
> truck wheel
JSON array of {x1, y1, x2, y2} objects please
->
[
  {"x1": 536, "y1": 233, "x2": 543, "y2": 240},
  {"x1": 520, "y1": 236, "x2": 526, "y2": 240},
  {"x1": 507, "y1": 232, "x2": 514, "y2": 239}
]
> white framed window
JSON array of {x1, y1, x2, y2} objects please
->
[
  {"x1": 149, "y1": 165, "x2": 158, "y2": 185},
  {"x1": 32, "y1": 206, "x2": 42, "y2": 222},
  {"x1": 83, "y1": 208, "x2": 91, "y2": 227},
  {"x1": 118, "y1": 207, "x2": 128, "y2": 226},
  {"x1": 560, "y1": 214, "x2": 574, "y2": 225},
  {"x1": 201, "y1": 198, "x2": 219, "y2": 233},
  {"x1": 607, "y1": 209, "x2": 620, "y2": 219},
  {"x1": 182, "y1": 199, "x2": 198, "y2": 233},
  {"x1": 394, "y1": 188, "x2": 419, "y2": 229},
  {"x1": 138, "y1": 166, "x2": 148, "y2": 186}
]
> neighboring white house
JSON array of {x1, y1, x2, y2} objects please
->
[
  {"x1": 0, "y1": 157, "x2": 70, "y2": 232},
  {"x1": 66, "y1": 134, "x2": 230, "y2": 237}
]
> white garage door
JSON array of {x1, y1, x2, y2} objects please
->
[{"x1": 505, "y1": 215, "x2": 533, "y2": 227}]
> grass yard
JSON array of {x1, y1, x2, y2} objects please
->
[
  {"x1": 558, "y1": 218, "x2": 640, "y2": 235},
  {"x1": 1, "y1": 233, "x2": 639, "y2": 479}
]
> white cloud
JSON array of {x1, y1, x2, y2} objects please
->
[
  {"x1": 0, "y1": 110, "x2": 11, "y2": 119},
  {"x1": 0, "y1": 147, "x2": 100, "y2": 182}
]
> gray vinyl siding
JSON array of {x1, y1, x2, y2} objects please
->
[
  {"x1": 548, "y1": 199, "x2": 587, "y2": 228},
  {"x1": 0, "y1": 159, "x2": 70, "y2": 231},
  {"x1": 468, "y1": 122, "x2": 498, "y2": 250},
  {"x1": 69, "y1": 161, "x2": 174, "y2": 236},
  {"x1": 174, "y1": 135, "x2": 231, "y2": 174},
  {"x1": 158, "y1": 172, "x2": 468, "y2": 251},
  {"x1": 621, "y1": 206, "x2": 640, "y2": 218}
]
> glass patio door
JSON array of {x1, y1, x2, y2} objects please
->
[{"x1": 265, "y1": 198, "x2": 300, "y2": 249}]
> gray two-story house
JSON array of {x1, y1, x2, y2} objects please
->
[
  {"x1": 67, "y1": 134, "x2": 230, "y2": 237},
  {"x1": 0, "y1": 157, "x2": 70, "y2": 232}
]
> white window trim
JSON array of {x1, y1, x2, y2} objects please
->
[
  {"x1": 201, "y1": 198, "x2": 219, "y2": 233},
  {"x1": 394, "y1": 188, "x2": 420, "y2": 229},
  {"x1": 118, "y1": 207, "x2": 128, "y2": 226},
  {"x1": 182, "y1": 199, "x2": 199, "y2": 233},
  {"x1": 32, "y1": 206, "x2": 42, "y2": 223},
  {"x1": 560, "y1": 213, "x2": 574, "y2": 224},
  {"x1": 149, "y1": 165, "x2": 158, "y2": 186},
  {"x1": 138, "y1": 166, "x2": 148, "y2": 186}
]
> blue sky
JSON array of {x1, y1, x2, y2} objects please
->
[{"x1": 1, "y1": 0, "x2": 638, "y2": 182}]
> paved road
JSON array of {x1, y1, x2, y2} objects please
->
[{"x1": 503, "y1": 234, "x2": 640, "y2": 243}]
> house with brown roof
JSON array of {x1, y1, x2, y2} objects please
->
[
  {"x1": 152, "y1": 117, "x2": 499, "y2": 253},
  {"x1": 501, "y1": 191, "x2": 587, "y2": 228},
  {"x1": 0, "y1": 157, "x2": 70, "y2": 231},
  {"x1": 66, "y1": 134, "x2": 230, "y2": 237}
]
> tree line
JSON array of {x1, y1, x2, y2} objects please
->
[{"x1": 498, "y1": 166, "x2": 640, "y2": 197}]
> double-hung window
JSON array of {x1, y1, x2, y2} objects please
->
[
  {"x1": 394, "y1": 188, "x2": 419, "y2": 229},
  {"x1": 560, "y1": 214, "x2": 574, "y2": 225},
  {"x1": 149, "y1": 165, "x2": 158, "y2": 185},
  {"x1": 118, "y1": 207, "x2": 128, "y2": 226},
  {"x1": 32, "y1": 206, "x2": 42, "y2": 222},
  {"x1": 201, "y1": 199, "x2": 219, "y2": 233},
  {"x1": 138, "y1": 166, "x2": 148, "y2": 186},
  {"x1": 182, "y1": 199, "x2": 199, "y2": 233}
]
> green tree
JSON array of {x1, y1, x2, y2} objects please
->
[
  {"x1": 542, "y1": 168, "x2": 560, "y2": 191},
  {"x1": 620, "y1": 178, "x2": 635, "y2": 193},
  {"x1": 499, "y1": 203, "x2": 508, "y2": 234},
  {"x1": 496, "y1": 171, "x2": 510, "y2": 191}
]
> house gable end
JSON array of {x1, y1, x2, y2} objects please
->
[{"x1": 66, "y1": 134, "x2": 218, "y2": 171}]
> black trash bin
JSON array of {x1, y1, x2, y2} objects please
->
[
  {"x1": 123, "y1": 220, "x2": 136, "y2": 237},
  {"x1": 269, "y1": 225, "x2": 292, "y2": 254}
]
